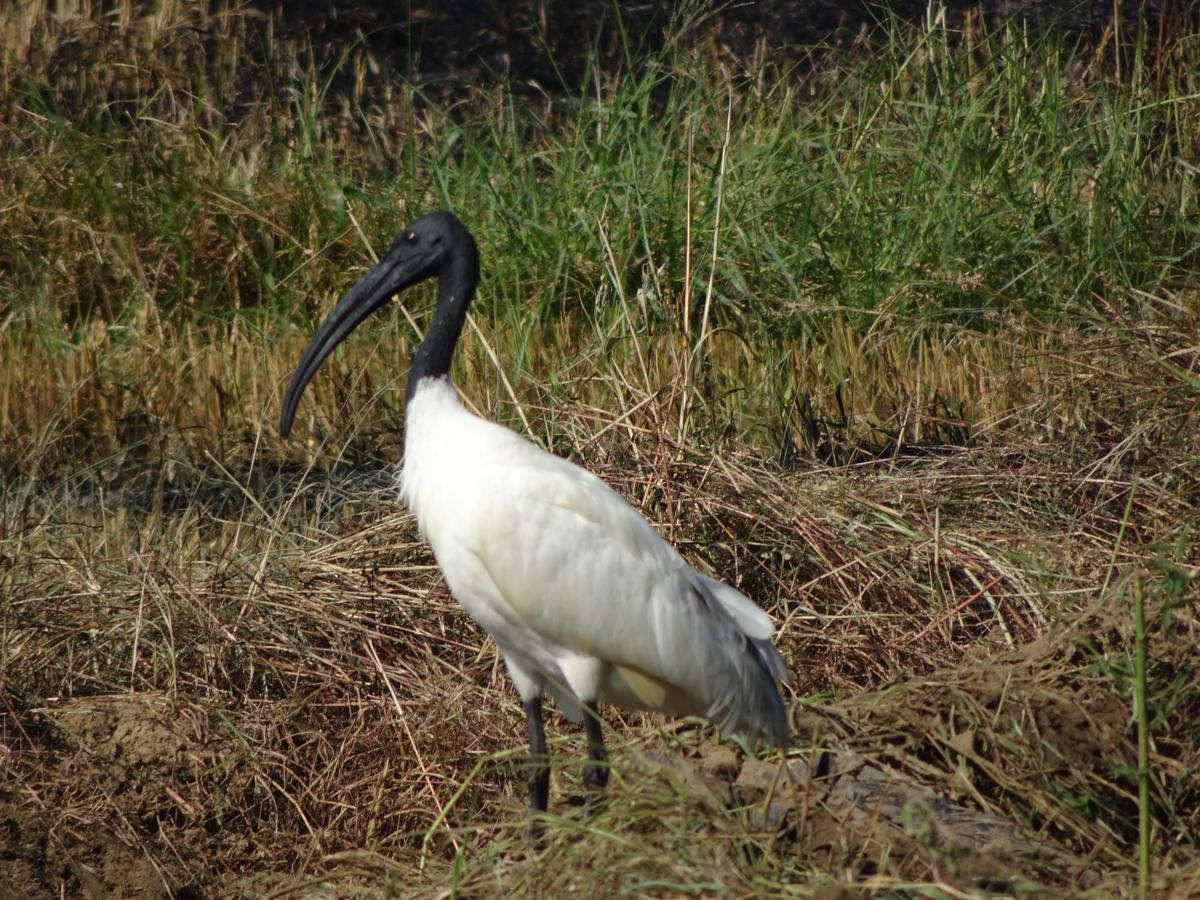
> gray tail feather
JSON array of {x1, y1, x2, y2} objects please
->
[
  {"x1": 707, "y1": 631, "x2": 790, "y2": 750},
  {"x1": 687, "y1": 579, "x2": 790, "y2": 749}
]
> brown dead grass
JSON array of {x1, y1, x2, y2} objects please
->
[{"x1": 3, "y1": 305, "x2": 1198, "y2": 894}]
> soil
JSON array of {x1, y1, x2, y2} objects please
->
[
  {"x1": 1, "y1": 694, "x2": 215, "y2": 898},
  {"x1": 0, "y1": 789, "x2": 165, "y2": 899}
]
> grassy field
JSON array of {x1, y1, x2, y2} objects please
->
[{"x1": 2, "y1": 2, "x2": 1198, "y2": 895}]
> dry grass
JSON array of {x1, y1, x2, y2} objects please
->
[
  {"x1": 2, "y1": 2, "x2": 1199, "y2": 896},
  {"x1": 4, "y1": 308, "x2": 1198, "y2": 894}
]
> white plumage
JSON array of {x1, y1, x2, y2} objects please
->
[
  {"x1": 402, "y1": 377, "x2": 788, "y2": 734},
  {"x1": 280, "y1": 210, "x2": 790, "y2": 818}
]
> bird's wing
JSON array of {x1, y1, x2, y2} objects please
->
[{"x1": 458, "y1": 444, "x2": 789, "y2": 731}]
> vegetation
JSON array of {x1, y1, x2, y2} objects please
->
[{"x1": 1, "y1": 2, "x2": 1197, "y2": 895}]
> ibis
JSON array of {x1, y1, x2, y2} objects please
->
[{"x1": 279, "y1": 210, "x2": 790, "y2": 818}]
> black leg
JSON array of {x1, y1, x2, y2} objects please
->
[
  {"x1": 583, "y1": 704, "x2": 608, "y2": 792},
  {"x1": 524, "y1": 697, "x2": 550, "y2": 814}
]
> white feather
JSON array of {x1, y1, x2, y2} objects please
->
[{"x1": 401, "y1": 376, "x2": 789, "y2": 746}]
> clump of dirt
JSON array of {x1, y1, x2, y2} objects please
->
[
  {"x1": 2, "y1": 693, "x2": 231, "y2": 897},
  {"x1": 0, "y1": 786, "x2": 169, "y2": 898},
  {"x1": 832, "y1": 599, "x2": 1200, "y2": 862},
  {"x1": 44, "y1": 692, "x2": 201, "y2": 769},
  {"x1": 765, "y1": 597, "x2": 1196, "y2": 886},
  {"x1": 37, "y1": 693, "x2": 220, "y2": 828},
  {"x1": 7, "y1": 687, "x2": 380, "y2": 896}
]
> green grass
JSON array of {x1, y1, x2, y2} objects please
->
[
  {"x1": 1, "y1": 2, "x2": 1198, "y2": 896},
  {"x1": 3, "y1": 3, "x2": 1199, "y2": 472}
]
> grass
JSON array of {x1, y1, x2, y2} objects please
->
[
  {"x1": 4, "y1": 2, "x2": 1200, "y2": 476},
  {"x1": 1, "y1": 1, "x2": 1198, "y2": 896}
]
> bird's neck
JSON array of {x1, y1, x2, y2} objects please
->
[{"x1": 406, "y1": 250, "x2": 479, "y2": 404}]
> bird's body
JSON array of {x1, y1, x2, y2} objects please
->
[
  {"x1": 402, "y1": 376, "x2": 788, "y2": 739},
  {"x1": 280, "y1": 210, "x2": 789, "y2": 818}
]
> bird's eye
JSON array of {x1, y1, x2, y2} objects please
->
[{"x1": 404, "y1": 231, "x2": 419, "y2": 244}]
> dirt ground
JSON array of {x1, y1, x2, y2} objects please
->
[{"x1": 1, "y1": 695, "x2": 192, "y2": 898}]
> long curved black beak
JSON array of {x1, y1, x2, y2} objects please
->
[{"x1": 279, "y1": 252, "x2": 417, "y2": 437}]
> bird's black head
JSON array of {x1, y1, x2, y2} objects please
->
[
  {"x1": 279, "y1": 210, "x2": 480, "y2": 437},
  {"x1": 386, "y1": 210, "x2": 475, "y2": 282}
]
